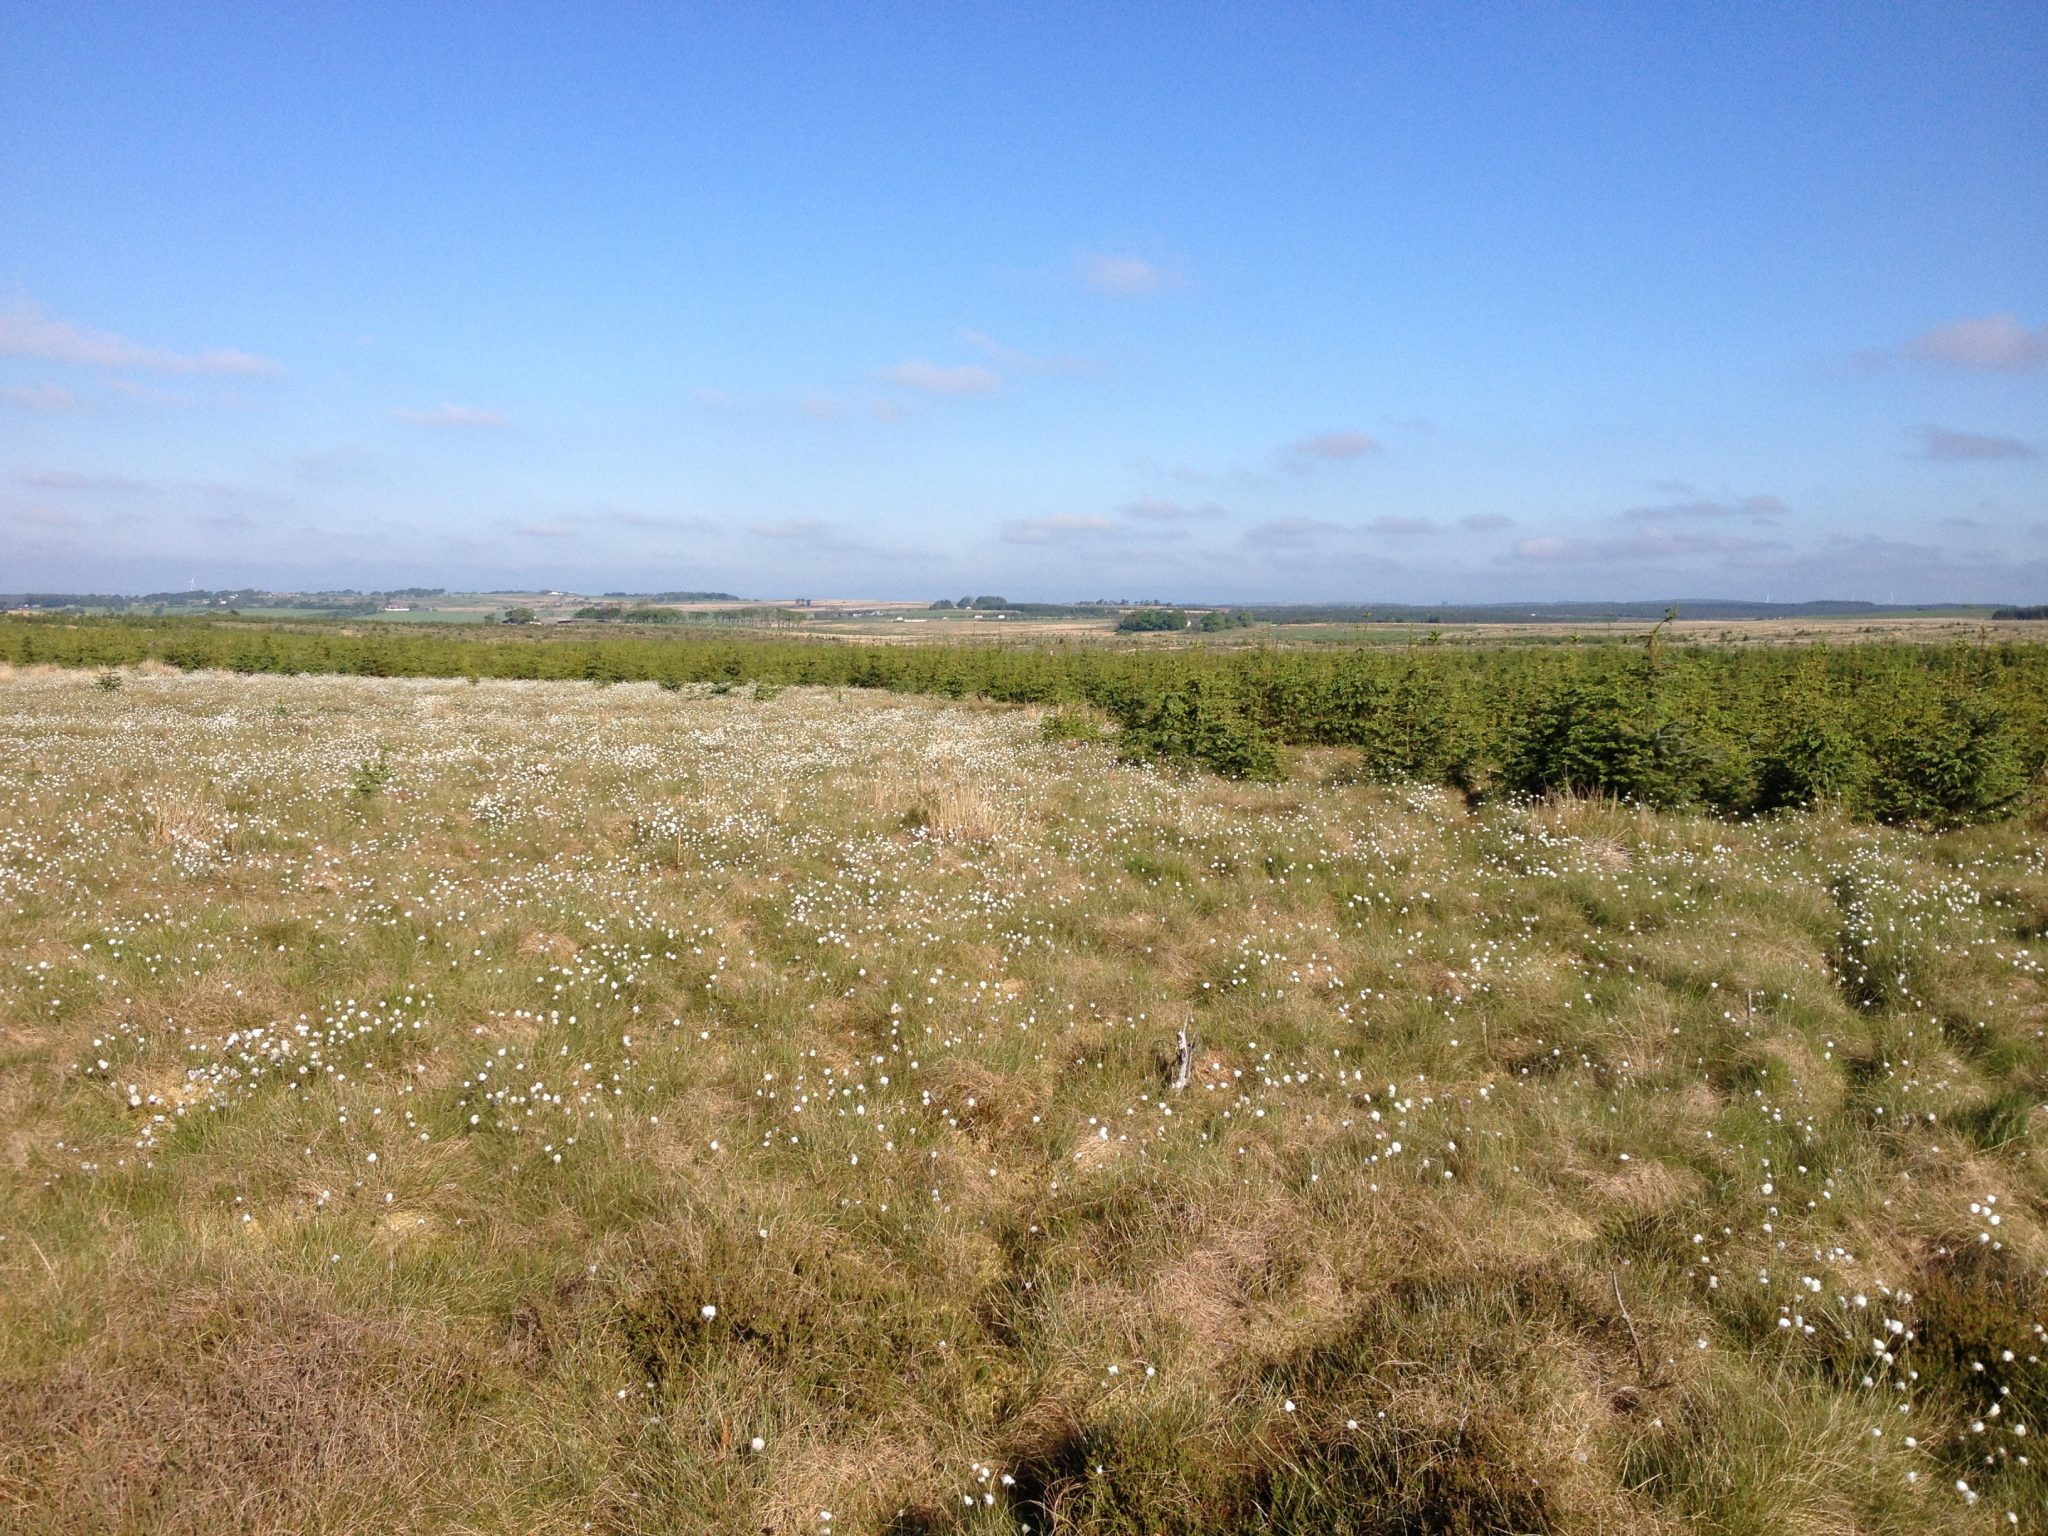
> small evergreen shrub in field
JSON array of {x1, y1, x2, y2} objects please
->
[
  {"x1": 349, "y1": 754, "x2": 392, "y2": 798},
  {"x1": 1040, "y1": 704, "x2": 1107, "y2": 744},
  {"x1": 1757, "y1": 712, "x2": 1870, "y2": 812},
  {"x1": 1862, "y1": 693, "x2": 2026, "y2": 826},
  {"x1": 1504, "y1": 669, "x2": 1678, "y2": 805},
  {"x1": 1117, "y1": 678, "x2": 1282, "y2": 780}
]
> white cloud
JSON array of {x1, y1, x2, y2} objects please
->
[
  {"x1": 0, "y1": 298, "x2": 281, "y2": 376},
  {"x1": 1900, "y1": 312, "x2": 2048, "y2": 373},
  {"x1": 1077, "y1": 252, "x2": 1176, "y2": 296},
  {"x1": 395, "y1": 403, "x2": 510, "y2": 430},
  {"x1": 1513, "y1": 527, "x2": 1788, "y2": 564},
  {"x1": 1910, "y1": 424, "x2": 2034, "y2": 461},
  {"x1": 878, "y1": 359, "x2": 1002, "y2": 396},
  {"x1": 959, "y1": 329, "x2": 1089, "y2": 376}
]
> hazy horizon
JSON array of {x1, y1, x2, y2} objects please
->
[{"x1": 3, "y1": 5, "x2": 2044, "y2": 603}]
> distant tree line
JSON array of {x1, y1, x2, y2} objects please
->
[
  {"x1": 1993, "y1": 605, "x2": 2048, "y2": 620},
  {"x1": 4, "y1": 614, "x2": 2043, "y2": 825},
  {"x1": 1116, "y1": 607, "x2": 1188, "y2": 631},
  {"x1": 929, "y1": 597, "x2": 1113, "y2": 617},
  {"x1": 0, "y1": 588, "x2": 445, "y2": 614},
  {"x1": 572, "y1": 604, "x2": 801, "y2": 627},
  {"x1": 1114, "y1": 607, "x2": 1257, "y2": 632}
]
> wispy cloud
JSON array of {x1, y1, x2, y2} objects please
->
[
  {"x1": 959, "y1": 330, "x2": 1087, "y2": 376},
  {"x1": 1077, "y1": 252, "x2": 1179, "y2": 296},
  {"x1": 1460, "y1": 512, "x2": 1515, "y2": 531},
  {"x1": 1247, "y1": 515, "x2": 1346, "y2": 549},
  {"x1": 1122, "y1": 495, "x2": 1225, "y2": 522},
  {"x1": 789, "y1": 392, "x2": 902, "y2": 423},
  {"x1": 0, "y1": 298, "x2": 281, "y2": 376},
  {"x1": 746, "y1": 517, "x2": 901, "y2": 559},
  {"x1": 1281, "y1": 430, "x2": 1381, "y2": 471},
  {"x1": 7, "y1": 504, "x2": 78, "y2": 529},
  {"x1": 610, "y1": 509, "x2": 710, "y2": 532},
  {"x1": 751, "y1": 517, "x2": 834, "y2": 541},
  {"x1": 878, "y1": 359, "x2": 1002, "y2": 396},
  {"x1": 395, "y1": 403, "x2": 510, "y2": 430},
  {"x1": 1514, "y1": 527, "x2": 1788, "y2": 564},
  {"x1": 1621, "y1": 494, "x2": 1788, "y2": 523},
  {"x1": 1, "y1": 382, "x2": 81, "y2": 412},
  {"x1": 15, "y1": 469, "x2": 150, "y2": 494},
  {"x1": 1821, "y1": 532, "x2": 1952, "y2": 564},
  {"x1": 1000, "y1": 514, "x2": 1116, "y2": 545},
  {"x1": 100, "y1": 376, "x2": 205, "y2": 409},
  {"x1": 1910, "y1": 424, "x2": 2034, "y2": 461},
  {"x1": 1897, "y1": 312, "x2": 2048, "y2": 373},
  {"x1": 1369, "y1": 515, "x2": 1437, "y2": 536},
  {"x1": 292, "y1": 444, "x2": 376, "y2": 482}
]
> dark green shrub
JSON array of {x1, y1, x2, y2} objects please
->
[
  {"x1": 1117, "y1": 607, "x2": 1188, "y2": 632},
  {"x1": 1757, "y1": 712, "x2": 1869, "y2": 812},
  {"x1": 1864, "y1": 694, "x2": 2026, "y2": 826},
  {"x1": 1118, "y1": 679, "x2": 1282, "y2": 780},
  {"x1": 1504, "y1": 671, "x2": 1677, "y2": 804}
]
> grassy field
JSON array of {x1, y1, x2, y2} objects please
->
[{"x1": 1, "y1": 665, "x2": 2044, "y2": 1533}]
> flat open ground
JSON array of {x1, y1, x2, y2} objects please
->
[
  {"x1": 803, "y1": 615, "x2": 2048, "y2": 649},
  {"x1": 2, "y1": 669, "x2": 2044, "y2": 1533}
]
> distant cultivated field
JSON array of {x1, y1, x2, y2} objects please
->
[{"x1": 1, "y1": 669, "x2": 2044, "y2": 1534}]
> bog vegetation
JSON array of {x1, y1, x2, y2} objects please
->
[
  {"x1": 3, "y1": 614, "x2": 2045, "y2": 826},
  {"x1": 0, "y1": 665, "x2": 2044, "y2": 1534}
]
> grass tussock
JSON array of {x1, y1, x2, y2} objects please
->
[{"x1": 0, "y1": 668, "x2": 2044, "y2": 1533}]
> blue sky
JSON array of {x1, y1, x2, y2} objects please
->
[{"x1": 2, "y1": 3, "x2": 2043, "y2": 602}]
